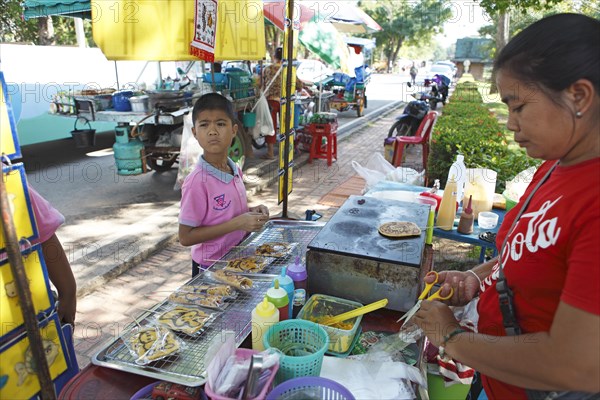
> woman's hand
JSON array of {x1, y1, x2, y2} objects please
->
[
  {"x1": 428, "y1": 270, "x2": 480, "y2": 307},
  {"x1": 412, "y1": 301, "x2": 460, "y2": 347}
]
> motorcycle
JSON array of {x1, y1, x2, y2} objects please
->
[
  {"x1": 424, "y1": 74, "x2": 451, "y2": 110},
  {"x1": 387, "y1": 97, "x2": 430, "y2": 137}
]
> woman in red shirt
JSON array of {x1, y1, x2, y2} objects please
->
[{"x1": 413, "y1": 14, "x2": 600, "y2": 399}]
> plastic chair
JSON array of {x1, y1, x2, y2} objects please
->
[{"x1": 391, "y1": 110, "x2": 438, "y2": 170}]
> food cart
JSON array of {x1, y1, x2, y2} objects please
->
[{"x1": 324, "y1": 66, "x2": 371, "y2": 118}]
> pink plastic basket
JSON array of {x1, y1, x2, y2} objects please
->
[{"x1": 204, "y1": 348, "x2": 279, "y2": 400}]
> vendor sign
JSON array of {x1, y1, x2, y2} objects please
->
[{"x1": 191, "y1": 0, "x2": 267, "y2": 61}]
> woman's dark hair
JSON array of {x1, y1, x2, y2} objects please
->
[
  {"x1": 274, "y1": 47, "x2": 283, "y2": 62},
  {"x1": 494, "y1": 13, "x2": 600, "y2": 94},
  {"x1": 192, "y1": 93, "x2": 236, "y2": 124}
]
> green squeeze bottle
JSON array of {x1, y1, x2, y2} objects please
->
[{"x1": 266, "y1": 279, "x2": 289, "y2": 320}]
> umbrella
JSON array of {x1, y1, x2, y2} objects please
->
[
  {"x1": 263, "y1": 0, "x2": 314, "y2": 30},
  {"x1": 300, "y1": 1, "x2": 382, "y2": 34}
]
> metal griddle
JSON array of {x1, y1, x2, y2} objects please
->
[
  {"x1": 308, "y1": 195, "x2": 429, "y2": 266},
  {"x1": 306, "y1": 195, "x2": 430, "y2": 311}
]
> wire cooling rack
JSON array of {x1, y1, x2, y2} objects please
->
[{"x1": 92, "y1": 220, "x2": 324, "y2": 386}]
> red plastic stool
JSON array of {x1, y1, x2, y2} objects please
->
[{"x1": 308, "y1": 123, "x2": 338, "y2": 166}]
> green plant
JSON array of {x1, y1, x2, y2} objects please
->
[{"x1": 428, "y1": 82, "x2": 539, "y2": 192}]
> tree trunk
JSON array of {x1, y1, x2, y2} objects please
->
[
  {"x1": 390, "y1": 38, "x2": 403, "y2": 74},
  {"x1": 489, "y1": 11, "x2": 509, "y2": 94},
  {"x1": 37, "y1": 17, "x2": 55, "y2": 45}
]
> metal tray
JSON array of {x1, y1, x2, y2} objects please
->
[{"x1": 92, "y1": 220, "x2": 323, "y2": 386}]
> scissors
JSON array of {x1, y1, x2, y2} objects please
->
[{"x1": 397, "y1": 271, "x2": 454, "y2": 324}]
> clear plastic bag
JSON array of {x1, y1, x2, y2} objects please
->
[
  {"x1": 252, "y1": 94, "x2": 275, "y2": 139},
  {"x1": 156, "y1": 305, "x2": 216, "y2": 336},
  {"x1": 125, "y1": 324, "x2": 184, "y2": 365},
  {"x1": 174, "y1": 113, "x2": 202, "y2": 190}
]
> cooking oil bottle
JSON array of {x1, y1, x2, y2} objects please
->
[{"x1": 437, "y1": 175, "x2": 458, "y2": 230}]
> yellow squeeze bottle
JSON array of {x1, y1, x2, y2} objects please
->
[
  {"x1": 437, "y1": 175, "x2": 458, "y2": 231},
  {"x1": 251, "y1": 297, "x2": 279, "y2": 351}
]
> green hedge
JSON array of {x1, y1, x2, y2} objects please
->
[{"x1": 427, "y1": 82, "x2": 539, "y2": 192}]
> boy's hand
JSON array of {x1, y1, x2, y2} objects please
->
[
  {"x1": 250, "y1": 205, "x2": 269, "y2": 217},
  {"x1": 239, "y1": 212, "x2": 268, "y2": 232}
]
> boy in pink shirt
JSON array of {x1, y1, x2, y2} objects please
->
[{"x1": 179, "y1": 93, "x2": 269, "y2": 276}]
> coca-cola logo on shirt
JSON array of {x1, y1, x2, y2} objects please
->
[{"x1": 481, "y1": 196, "x2": 562, "y2": 292}]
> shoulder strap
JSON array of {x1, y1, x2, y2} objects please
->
[{"x1": 497, "y1": 161, "x2": 559, "y2": 336}]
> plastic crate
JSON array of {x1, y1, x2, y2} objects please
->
[
  {"x1": 307, "y1": 122, "x2": 338, "y2": 136},
  {"x1": 225, "y1": 68, "x2": 253, "y2": 99}
]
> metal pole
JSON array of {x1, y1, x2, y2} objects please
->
[
  {"x1": 0, "y1": 177, "x2": 56, "y2": 400},
  {"x1": 282, "y1": 0, "x2": 295, "y2": 218}
]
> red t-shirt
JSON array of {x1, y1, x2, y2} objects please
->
[{"x1": 477, "y1": 158, "x2": 600, "y2": 399}]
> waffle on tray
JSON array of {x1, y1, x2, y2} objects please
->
[
  {"x1": 213, "y1": 270, "x2": 253, "y2": 290},
  {"x1": 255, "y1": 242, "x2": 291, "y2": 258},
  {"x1": 222, "y1": 256, "x2": 270, "y2": 273},
  {"x1": 168, "y1": 292, "x2": 225, "y2": 309},
  {"x1": 128, "y1": 326, "x2": 180, "y2": 363},
  {"x1": 178, "y1": 284, "x2": 235, "y2": 298},
  {"x1": 158, "y1": 306, "x2": 211, "y2": 335}
]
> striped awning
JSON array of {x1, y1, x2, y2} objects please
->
[{"x1": 22, "y1": 0, "x2": 91, "y2": 19}]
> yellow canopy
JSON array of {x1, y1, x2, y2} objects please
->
[{"x1": 91, "y1": 0, "x2": 266, "y2": 61}]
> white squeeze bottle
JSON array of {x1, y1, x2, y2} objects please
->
[
  {"x1": 437, "y1": 175, "x2": 458, "y2": 231},
  {"x1": 448, "y1": 155, "x2": 467, "y2": 204},
  {"x1": 251, "y1": 297, "x2": 279, "y2": 351}
]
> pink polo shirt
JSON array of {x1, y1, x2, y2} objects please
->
[
  {"x1": 0, "y1": 186, "x2": 64, "y2": 262},
  {"x1": 29, "y1": 186, "x2": 65, "y2": 244},
  {"x1": 179, "y1": 157, "x2": 249, "y2": 266}
]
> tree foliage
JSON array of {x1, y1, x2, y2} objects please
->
[
  {"x1": 479, "y1": 0, "x2": 566, "y2": 14},
  {"x1": 360, "y1": 0, "x2": 452, "y2": 72},
  {"x1": 1, "y1": 0, "x2": 93, "y2": 45}
]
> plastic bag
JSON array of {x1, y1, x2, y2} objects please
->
[
  {"x1": 251, "y1": 94, "x2": 275, "y2": 139},
  {"x1": 174, "y1": 113, "x2": 202, "y2": 190},
  {"x1": 352, "y1": 153, "x2": 424, "y2": 190}
]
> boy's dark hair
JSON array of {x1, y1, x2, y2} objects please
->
[
  {"x1": 192, "y1": 93, "x2": 236, "y2": 124},
  {"x1": 494, "y1": 13, "x2": 600, "y2": 94},
  {"x1": 274, "y1": 47, "x2": 283, "y2": 62}
]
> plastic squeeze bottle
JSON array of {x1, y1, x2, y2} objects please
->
[
  {"x1": 266, "y1": 280, "x2": 290, "y2": 321},
  {"x1": 448, "y1": 155, "x2": 467, "y2": 204},
  {"x1": 275, "y1": 267, "x2": 295, "y2": 318},
  {"x1": 437, "y1": 175, "x2": 458, "y2": 231},
  {"x1": 457, "y1": 195, "x2": 474, "y2": 234},
  {"x1": 286, "y1": 256, "x2": 307, "y2": 291},
  {"x1": 251, "y1": 297, "x2": 279, "y2": 351},
  {"x1": 287, "y1": 256, "x2": 307, "y2": 317}
]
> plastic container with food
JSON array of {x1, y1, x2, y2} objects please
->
[{"x1": 297, "y1": 294, "x2": 363, "y2": 354}]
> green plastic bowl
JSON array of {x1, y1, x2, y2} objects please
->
[{"x1": 503, "y1": 191, "x2": 518, "y2": 211}]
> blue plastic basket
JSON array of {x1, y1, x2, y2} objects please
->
[
  {"x1": 266, "y1": 377, "x2": 355, "y2": 400},
  {"x1": 263, "y1": 320, "x2": 329, "y2": 384}
]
